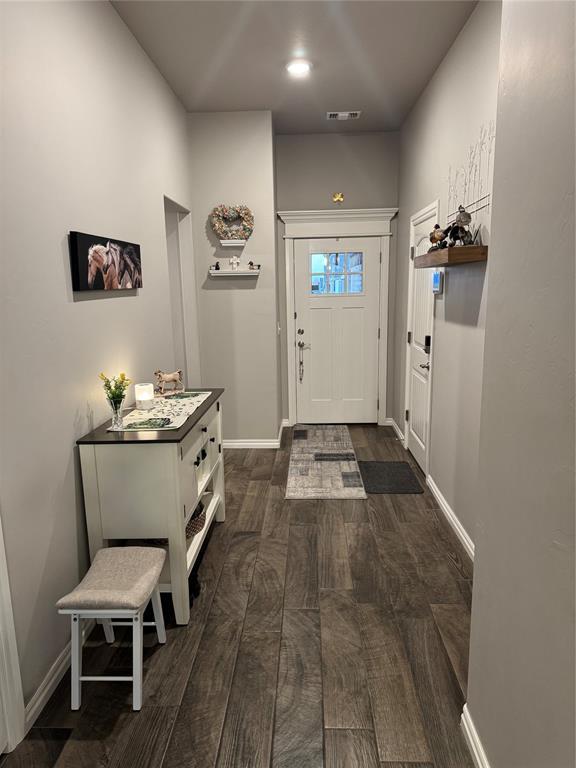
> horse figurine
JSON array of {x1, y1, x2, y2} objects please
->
[{"x1": 154, "y1": 369, "x2": 183, "y2": 394}]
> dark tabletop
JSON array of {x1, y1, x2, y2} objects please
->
[{"x1": 77, "y1": 388, "x2": 224, "y2": 445}]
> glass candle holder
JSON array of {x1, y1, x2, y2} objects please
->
[{"x1": 135, "y1": 383, "x2": 154, "y2": 410}]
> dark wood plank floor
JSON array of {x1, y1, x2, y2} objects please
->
[{"x1": 2, "y1": 426, "x2": 474, "y2": 768}]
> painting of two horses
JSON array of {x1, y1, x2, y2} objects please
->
[{"x1": 69, "y1": 231, "x2": 142, "y2": 291}]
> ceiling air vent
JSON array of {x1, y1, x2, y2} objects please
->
[{"x1": 326, "y1": 111, "x2": 362, "y2": 121}]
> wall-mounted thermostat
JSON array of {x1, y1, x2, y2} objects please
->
[{"x1": 432, "y1": 269, "x2": 444, "y2": 295}]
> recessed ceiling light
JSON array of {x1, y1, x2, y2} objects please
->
[{"x1": 286, "y1": 59, "x2": 311, "y2": 78}]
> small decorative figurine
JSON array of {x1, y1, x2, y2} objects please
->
[
  {"x1": 213, "y1": 261, "x2": 220, "y2": 271},
  {"x1": 248, "y1": 261, "x2": 261, "y2": 271},
  {"x1": 154, "y1": 369, "x2": 183, "y2": 394},
  {"x1": 332, "y1": 192, "x2": 344, "y2": 204},
  {"x1": 449, "y1": 205, "x2": 474, "y2": 246},
  {"x1": 428, "y1": 224, "x2": 452, "y2": 252}
]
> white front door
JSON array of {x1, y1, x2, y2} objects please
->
[
  {"x1": 294, "y1": 237, "x2": 381, "y2": 423},
  {"x1": 405, "y1": 205, "x2": 437, "y2": 470}
]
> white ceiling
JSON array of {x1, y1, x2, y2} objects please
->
[{"x1": 113, "y1": 0, "x2": 476, "y2": 134}]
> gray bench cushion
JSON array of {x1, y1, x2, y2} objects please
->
[{"x1": 57, "y1": 547, "x2": 166, "y2": 611}]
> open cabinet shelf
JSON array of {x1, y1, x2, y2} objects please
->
[{"x1": 414, "y1": 245, "x2": 488, "y2": 269}]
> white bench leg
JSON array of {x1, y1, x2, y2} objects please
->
[
  {"x1": 71, "y1": 614, "x2": 82, "y2": 710},
  {"x1": 151, "y1": 587, "x2": 166, "y2": 644},
  {"x1": 132, "y1": 613, "x2": 143, "y2": 711},
  {"x1": 102, "y1": 619, "x2": 115, "y2": 644}
]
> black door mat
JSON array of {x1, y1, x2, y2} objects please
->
[{"x1": 358, "y1": 461, "x2": 424, "y2": 494}]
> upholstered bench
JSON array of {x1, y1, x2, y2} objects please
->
[{"x1": 57, "y1": 546, "x2": 167, "y2": 711}]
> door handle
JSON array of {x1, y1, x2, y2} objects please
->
[
  {"x1": 419, "y1": 362, "x2": 430, "y2": 370},
  {"x1": 298, "y1": 341, "x2": 306, "y2": 382}
]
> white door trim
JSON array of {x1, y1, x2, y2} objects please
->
[
  {"x1": 163, "y1": 196, "x2": 202, "y2": 388},
  {"x1": 278, "y1": 209, "x2": 398, "y2": 426},
  {"x1": 404, "y1": 200, "x2": 439, "y2": 473},
  {"x1": 0, "y1": 514, "x2": 25, "y2": 751}
]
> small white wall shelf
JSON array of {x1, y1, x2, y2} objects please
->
[
  {"x1": 219, "y1": 239, "x2": 247, "y2": 248},
  {"x1": 209, "y1": 268, "x2": 260, "y2": 278}
]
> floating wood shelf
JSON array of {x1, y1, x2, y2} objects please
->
[
  {"x1": 208, "y1": 268, "x2": 260, "y2": 277},
  {"x1": 414, "y1": 245, "x2": 488, "y2": 269}
]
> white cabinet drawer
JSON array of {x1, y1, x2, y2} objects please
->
[
  {"x1": 179, "y1": 403, "x2": 217, "y2": 461},
  {"x1": 178, "y1": 403, "x2": 218, "y2": 516}
]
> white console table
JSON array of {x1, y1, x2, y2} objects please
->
[{"x1": 77, "y1": 389, "x2": 225, "y2": 625}]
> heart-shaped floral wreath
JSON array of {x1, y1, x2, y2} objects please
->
[{"x1": 210, "y1": 204, "x2": 254, "y2": 240}]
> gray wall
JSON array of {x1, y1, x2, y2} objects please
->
[
  {"x1": 0, "y1": 1, "x2": 192, "y2": 701},
  {"x1": 275, "y1": 132, "x2": 399, "y2": 211},
  {"x1": 189, "y1": 112, "x2": 280, "y2": 441},
  {"x1": 467, "y1": 2, "x2": 575, "y2": 766},
  {"x1": 394, "y1": 1, "x2": 502, "y2": 540}
]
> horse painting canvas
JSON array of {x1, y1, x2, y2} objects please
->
[{"x1": 69, "y1": 231, "x2": 142, "y2": 291}]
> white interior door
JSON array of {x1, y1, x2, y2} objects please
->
[
  {"x1": 294, "y1": 237, "x2": 381, "y2": 423},
  {"x1": 406, "y1": 206, "x2": 437, "y2": 471}
]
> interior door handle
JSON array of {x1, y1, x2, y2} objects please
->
[{"x1": 419, "y1": 362, "x2": 430, "y2": 370}]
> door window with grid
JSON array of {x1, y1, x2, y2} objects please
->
[{"x1": 310, "y1": 252, "x2": 364, "y2": 295}]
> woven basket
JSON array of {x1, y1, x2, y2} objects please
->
[{"x1": 186, "y1": 508, "x2": 206, "y2": 538}]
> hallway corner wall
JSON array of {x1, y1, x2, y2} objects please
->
[
  {"x1": 0, "y1": 0, "x2": 193, "y2": 706},
  {"x1": 188, "y1": 112, "x2": 280, "y2": 441},
  {"x1": 467, "y1": 2, "x2": 575, "y2": 766},
  {"x1": 393, "y1": 0, "x2": 502, "y2": 542}
]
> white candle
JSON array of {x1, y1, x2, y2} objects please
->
[{"x1": 135, "y1": 383, "x2": 154, "y2": 410}]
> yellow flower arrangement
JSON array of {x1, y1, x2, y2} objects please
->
[{"x1": 99, "y1": 372, "x2": 131, "y2": 407}]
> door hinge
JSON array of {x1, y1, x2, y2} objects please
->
[
  {"x1": 218, "y1": 443, "x2": 222, "y2": 454},
  {"x1": 294, "y1": 311, "x2": 297, "y2": 320},
  {"x1": 377, "y1": 398, "x2": 380, "y2": 410},
  {"x1": 379, "y1": 252, "x2": 382, "y2": 263},
  {"x1": 407, "y1": 331, "x2": 412, "y2": 344},
  {"x1": 424, "y1": 334, "x2": 431, "y2": 354},
  {"x1": 405, "y1": 409, "x2": 410, "y2": 422},
  {"x1": 217, "y1": 401, "x2": 220, "y2": 412},
  {"x1": 410, "y1": 246, "x2": 415, "y2": 260},
  {"x1": 378, "y1": 327, "x2": 381, "y2": 340}
]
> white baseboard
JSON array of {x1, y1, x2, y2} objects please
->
[
  {"x1": 222, "y1": 419, "x2": 290, "y2": 450},
  {"x1": 24, "y1": 619, "x2": 95, "y2": 733},
  {"x1": 223, "y1": 418, "x2": 407, "y2": 448},
  {"x1": 461, "y1": 704, "x2": 491, "y2": 768},
  {"x1": 426, "y1": 475, "x2": 475, "y2": 561},
  {"x1": 381, "y1": 417, "x2": 405, "y2": 441}
]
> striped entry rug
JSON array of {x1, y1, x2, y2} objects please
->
[{"x1": 285, "y1": 424, "x2": 367, "y2": 500}]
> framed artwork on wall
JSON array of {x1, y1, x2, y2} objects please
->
[{"x1": 69, "y1": 231, "x2": 142, "y2": 291}]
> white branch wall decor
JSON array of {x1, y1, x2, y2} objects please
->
[{"x1": 446, "y1": 120, "x2": 496, "y2": 221}]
